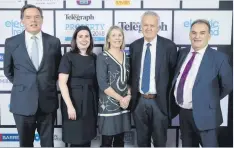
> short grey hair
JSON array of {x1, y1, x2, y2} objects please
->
[
  {"x1": 191, "y1": 19, "x2": 211, "y2": 33},
  {"x1": 141, "y1": 11, "x2": 160, "y2": 26}
]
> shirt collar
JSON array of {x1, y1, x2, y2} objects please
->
[
  {"x1": 25, "y1": 31, "x2": 42, "y2": 41},
  {"x1": 144, "y1": 36, "x2": 157, "y2": 47},
  {"x1": 190, "y1": 44, "x2": 208, "y2": 55}
]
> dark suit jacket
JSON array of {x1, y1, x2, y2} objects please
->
[
  {"x1": 129, "y1": 35, "x2": 177, "y2": 116},
  {"x1": 4, "y1": 31, "x2": 62, "y2": 116},
  {"x1": 169, "y1": 47, "x2": 233, "y2": 131}
]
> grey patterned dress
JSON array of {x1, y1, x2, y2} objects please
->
[{"x1": 96, "y1": 51, "x2": 131, "y2": 136}]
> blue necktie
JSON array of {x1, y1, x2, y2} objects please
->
[{"x1": 141, "y1": 43, "x2": 151, "y2": 93}]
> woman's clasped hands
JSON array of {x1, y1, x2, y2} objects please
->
[{"x1": 119, "y1": 95, "x2": 131, "y2": 109}]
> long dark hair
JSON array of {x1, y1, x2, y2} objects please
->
[{"x1": 70, "y1": 26, "x2": 94, "y2": 55}]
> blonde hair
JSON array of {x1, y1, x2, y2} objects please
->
[{"x1": 104, "y1": 26, "x2": 125, "y2": 51}]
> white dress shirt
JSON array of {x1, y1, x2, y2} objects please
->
[
  {"x1": 174, "y1": 45, "x2": 208, "y2": 109},
  {"x1": 139, "y1": 36, "x2": 157, "y2": 94},
  {"x1": 25, "y1": 31, "x2": 43, "y2": 66}
]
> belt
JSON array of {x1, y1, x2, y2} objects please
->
[
  {"x1": 140, "y1": 93, "x2": 157, "y2": 99},
  {"x1": 68, "y1": 78, "x2": 97, "y2": 118},
  {"x1": 180, "y1": 107, "x2": 192, "y2": 111}
]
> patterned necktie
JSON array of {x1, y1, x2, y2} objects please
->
[
  {"x1": 177, "y1": 52, "x2": 197, "y2": 104},
  {"x1": 141, "y1": 43, "x2": 151, "y2": 93},
  {"x1": 31, "y1": 36, "x2": 39, "y2": 70}
]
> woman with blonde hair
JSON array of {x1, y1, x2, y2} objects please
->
[{"x1": 96, "y1": 26, "x2": 131, "y2": 147}]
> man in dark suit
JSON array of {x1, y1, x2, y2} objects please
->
[
  {"x1": 170, "y1": 19, "x2": 233, "y2": 147},
  {"x1": 129, "y1": 11, "x2": 177, "y2": 147},
  {"x1": 4, "y1": 4, "x2": 62, "y2": 147}
]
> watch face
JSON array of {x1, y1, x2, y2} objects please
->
[{"x1": 76, "y1": 0, "x2": 91, "y2": 5}]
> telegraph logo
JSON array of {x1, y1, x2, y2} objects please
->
[
  {"x1": 115, "y1": 0, "x2": 131, "y2": 6},
  {"x1": 65, "y1": 14, "x2": 94, "y2": 21},
  {"x1": 119, "y1": 22, "x2": 141, "y2": 33},
  {"x1": 77, "y1": 0, "x2": 91, "y2": 5},
  {"x1": 119, "y1": 21, "x2": 168, "y2": 33}
]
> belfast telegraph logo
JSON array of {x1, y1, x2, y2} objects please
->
[
  {"x1": 118, "y1": 21, "x2": 168, "y2": 33},
  {"x1": 65, "y1": 14, "x2": 94, "y2": 21}
]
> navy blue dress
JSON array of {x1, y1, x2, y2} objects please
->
[{"x1": 59, "y1": 51, "x2": 98, "y2": 144}]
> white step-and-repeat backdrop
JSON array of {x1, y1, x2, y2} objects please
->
[{"x1": 0, "y1": 0, "x2": 232, "y2": 147}]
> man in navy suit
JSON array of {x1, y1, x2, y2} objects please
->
[
  {"x1": 4, "y1": 4, "x2": 61, "y2": 147},
  {"x1": 170, "y1": 19, "x2": 233, "y2": 147},
  {"x1": 129, "y1": 11, "x2": 177, "y2": 147}
]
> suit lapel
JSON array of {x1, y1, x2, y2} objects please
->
[
  {"x1": 193, "y1": 47, "x2": 212, "y2": 87},
  {"x1": 38, "y1": 32, "x2": 50, "y2": 71},
  {"x1": 172, "y1": 48, "x2": 190, "y2": 86},
  {"x1": 155, "y1": 36, "x2": 163, "y2": 81},
  {"x1": 19, "y1": 32, "x2": 37, "y2": 71},
  {"x1": 135, "y1": 38, "x2": 144, "y2": 79}
]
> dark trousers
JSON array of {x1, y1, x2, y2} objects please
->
[
  {"x1": 179, "y1": 108, "x2": 219, "y2": 147},
  {"x1": 101, "y1": 133, "x2": 125, "y2": 147},
  {"x1": 70, "y1": 141, "x2": 91, "y2": 147},
  {"x1": 13, "y1": 108, "x2": 56, "y2": 147},
  {"x1": 133, "y1": 95, "x2": 168, "y2": 147}
]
